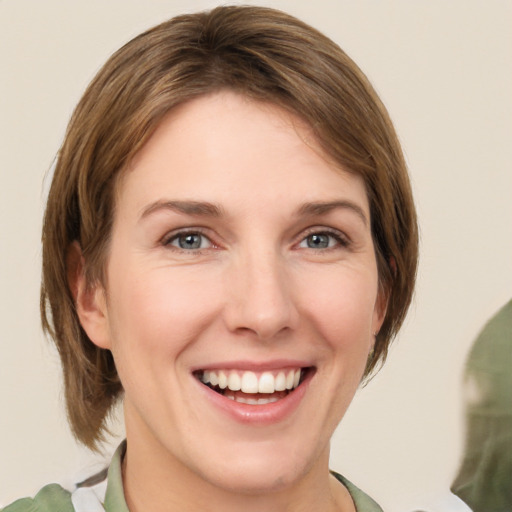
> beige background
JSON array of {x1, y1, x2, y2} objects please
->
[{"x1": 1, "y1": 1, "x2": 511, "y2": 510}]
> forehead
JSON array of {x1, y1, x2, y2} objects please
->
[{"x1": 116, "y1": 91, "x2": 369, "y2": 217}]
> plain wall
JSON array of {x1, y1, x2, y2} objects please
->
[{"x1": 1, "y1": 1, "x2": 511, "y2": 510}]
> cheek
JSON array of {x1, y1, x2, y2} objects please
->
[
  {"x1": 106, "y1": 264, "x2": 222, "y2": 359},
  {"x1": 298, "y1": 265, "x2": 378, "y2": 349},
  {"x1": 105, "y1": 268, "x2": 222, "y2": 403}
]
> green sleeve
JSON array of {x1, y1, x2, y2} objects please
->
[{"x1": 2, "y1": 484, "x2": 73, "y2": 512}]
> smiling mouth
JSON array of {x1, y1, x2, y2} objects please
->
[{"x1": 194, "y1": 368, "x2": 312, "y2": 405}]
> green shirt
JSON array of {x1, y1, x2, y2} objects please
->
[
  {"x1": 451, "y1": 299, "x2": 512, "y2": 512},
  {"x1": 2, "y1": 442, "x2": 383, "y2": 512}
]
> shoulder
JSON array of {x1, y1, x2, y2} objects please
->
[
  {"x1": 2, "y1": 484, "x2": 73, "y2": 512},
  {"x1": 331, "y1": 472, "x2": 384, "y2": 512}
]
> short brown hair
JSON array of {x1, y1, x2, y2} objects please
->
[{"x1": 41, "y1": 5, "x2": 418, "y2": 449}]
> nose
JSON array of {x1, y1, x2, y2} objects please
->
[{"x1": 222, "y1": 248, "x2": 299, "y2": 341}]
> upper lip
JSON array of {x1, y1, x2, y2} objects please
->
[{"x1": 191, "y1": 359, "x2": 314, "y2": 372}]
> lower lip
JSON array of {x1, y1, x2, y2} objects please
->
[{"x1": 194, "y1": 372, "x2": 313, "y2": 425}]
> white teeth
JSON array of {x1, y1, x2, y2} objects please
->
[
  {"x1": 218, "y1": 371, "x2": 228, "y2": 389},
  {"x1": 285, "y1": 370, "x2": 295, "y2": 390},
  {"x1": 293, "y1": 369, "x2": 301, "y2": 388},
  {"x1": 200, "y1": 368, "x2": 304, "y2": 395},
  {"x1": 241, "y1": 371, "x2": 259, "y2": 393},
  {"x1": 258, "y1": 372, "x2": 275, "y2": 394},
  {"x1": 258, "y1": 397, "x2": 279, "y2": 404},
  {"x1": 209, "y1": 372, "x2": 219, "y2": 386},
  {"x1": 230, "y1": 396, "x2": 280, "y2": 405},
  {"x1": 275, "y1": 372, "x2": 286, "y2": 391},
  {"x1": 227, "y1": 372, "x2": 241, "y2": 391}
]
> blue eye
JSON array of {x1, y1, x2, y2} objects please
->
[
  {"x1": 299, "y1": 231, "x2": 346, "y2": 249},
  {"x1": 168, "y1": 232, "x2": 212, "y2": 250},
  {"x1": 306, "y1": 233, "x2": 330, "y2": 248}
]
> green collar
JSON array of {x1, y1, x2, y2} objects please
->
[
  {"x1": 103, "y1": 441, "x2": 129, "y2": 512},
  {"x1": 103, "y1": 441, "x2": 382, "y2": 512}
]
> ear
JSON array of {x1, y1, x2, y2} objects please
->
[
  {"x1": 371, "y1": 287, "x2": 389, "y2": 341},
  {"x1": 371, "y1": 256, "x2": 396, "y2": 340},
  {"x1": 67, "y1": 241, "x2": 111, "y2": 350}
]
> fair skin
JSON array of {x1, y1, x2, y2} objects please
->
[{"x1": 76, "y1": 91, "x2": 385, "y2": 512}]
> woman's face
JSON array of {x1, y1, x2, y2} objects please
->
[{"x1": 82, "y1": 91, "x2": 385, "y2": 493}]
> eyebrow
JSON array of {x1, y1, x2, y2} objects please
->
[
  {"x1": 140, "y1": 199, "x2": 368, "y2": 226},
  {"x1": 297, "y1": 201, "x2": 368, "y2": 226},
  {"x1": 140, "y1": 200, "x2": 224, "y2": 219}
]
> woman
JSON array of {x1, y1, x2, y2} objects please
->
[{"x1": 3, "y1": 5, "x2": 417, "y2": 512}]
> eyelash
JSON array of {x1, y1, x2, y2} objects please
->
[
  {"x1": 161, "y1": 227, "x2": 350, "y2": 253},
  {"x1": 298, "y1": 228, "x2": 350, "y2": 251},
  {"x1": 162, "y1": 229, "x2": 216, "y2": 254}
]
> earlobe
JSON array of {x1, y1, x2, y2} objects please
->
[{"x1": 67, "y1": 242, "x2": 111, "y2": 350}]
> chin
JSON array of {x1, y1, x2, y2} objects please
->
[
  {"x1": 193, "y1": 438, "x2": 324, "y2": 496},
  {"x1": 206, "y1": 460, "x2": 304, "y2": 495}
]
